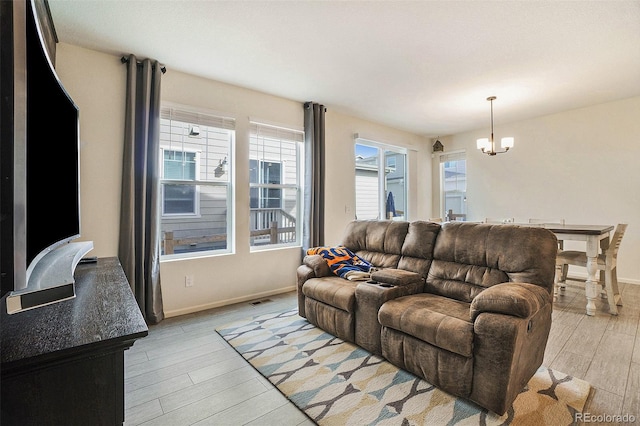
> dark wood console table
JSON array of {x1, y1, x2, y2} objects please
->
[{"x1": 1, "y1": 257, "x2": 148, "y2": 425}]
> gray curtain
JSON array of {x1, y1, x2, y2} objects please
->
[
  {"x1": 119, "y1": 54, "x2": 164, "y2": 324},
  {"x1": 302, "y1": 102, "x2": 326, "y2": 253}
]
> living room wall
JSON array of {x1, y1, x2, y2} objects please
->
[
  {"x1": 433, "y1": 96, "x2": 640, "y2": 283},
  {"x1": 55, "y1": 43, "x2": 431, "y2": 317}
]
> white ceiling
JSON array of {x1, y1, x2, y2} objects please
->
[{"x1": 47, "y1": 0, "x2": 640, "y2": 137}]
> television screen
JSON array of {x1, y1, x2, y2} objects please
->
[{"x1": 25, "y1": 2, "x2": 80, "y2": 269}]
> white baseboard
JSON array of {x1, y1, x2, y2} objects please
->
[
  {"x1": 164, "y1": 285, "x2": 297, "y2": 318},
  {"x1": 163, "y1": 274, "x2": 639, "y2": 318}
]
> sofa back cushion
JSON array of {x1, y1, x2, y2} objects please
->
[
  {"x1": 341, "y1": 220, "x2": 409, "y2": 269},
  {"x1": 427, "y1": 222, "x2": 557, "y2": 303},
  {"x1": 397, "y1": 221, "x2": 441, "y2": 278}
]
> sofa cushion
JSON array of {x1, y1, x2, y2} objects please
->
[
  {"x1": 378, "y1": 293, "x2": 474, "y2": 358},
  {"x1": 427, "y1": 222, "x2": 558, "y2": 302},
  {"x1": 341, "y1": 220, "x2": 409, "y2": 269},
  {"x1": 427, "y1": 260, "x2": 507, "y2": 303},
  {"x1": 397, "y1": 220, "x2": 440, "y2": 278},
  {"x1": 302, "y1": 277, "x2": 359, "y2": 313}
]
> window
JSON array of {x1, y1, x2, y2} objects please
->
[
  {"x1": 386, "y1": 156, "x2": 396, "y2": 171},
  {"x1": 355, "y1": 139, "x2": 407, "y2": 221},
  {"x1": 160, "y1": 106, "x2": 235, "y2": 257},
  {"x1": 162, "y1": 150, "x2": 198, "y2": 215},
  {"x1": 249, "y1": 122, "x2": 303, "y2": 248},
  {"x1": 439, "y1": 151, "x2": 467, "y2": 221},
  {"x1": 249, "y1": 160, "x2": 282, "y2": 209}
]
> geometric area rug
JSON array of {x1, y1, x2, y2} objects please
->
[{"x1": 216, "y1": 309, "x2": 592, "y2": 426}]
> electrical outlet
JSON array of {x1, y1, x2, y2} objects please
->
[{"x1": 185, "y1": 275, "x2": 194, "y2": 287}]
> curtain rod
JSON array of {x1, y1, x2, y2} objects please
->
[
  {"x1": 120, "y1": 56, "x2": 166, "y2": 74},
  {"x1": 304, "y1": 101, "x2": 326, "y2": 112}
]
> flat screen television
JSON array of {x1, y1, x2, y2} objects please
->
[
  {"x1": 1, "y1": 0, "x2": 92, "y2": 313},
  {"x1": 25, "y1": 0, "x2": 81, "y2": 270}
]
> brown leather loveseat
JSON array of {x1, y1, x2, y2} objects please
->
[{"x1": 296, "y1": 219, "x2": 558, "y2": 414}]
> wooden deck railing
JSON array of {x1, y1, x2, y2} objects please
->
[
  {"x1": 163, "y1": 232, "x2": 225, "y2": 255},
  {"x1": 250, "y1": 208, "x2": 296, "y2": 245},
  {"x1": 163, "y1": 208, "x2": 297, "y2": 254},
  {"x1": 446, "y1": 209, "x2": 467, "y2": 222}
]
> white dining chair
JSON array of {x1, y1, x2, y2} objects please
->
[
  {"x1": 429, "y1": 217, "x2": 444, "y2": 223},
  {"x1": 555, "y1": 223, "x2": 628, "y2": 315}
]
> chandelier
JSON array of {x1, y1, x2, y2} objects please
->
[{"x1": 476, "y1": 96, "x2": 514, "y2": 156}]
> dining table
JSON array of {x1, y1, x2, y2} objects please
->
[{"x1": 524, "y1": 223, "x2": 615, "y2": 316}]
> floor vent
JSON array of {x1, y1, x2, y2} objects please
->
[{"x1": 250, "y1": 298, "x2": 273, "y2": 306}]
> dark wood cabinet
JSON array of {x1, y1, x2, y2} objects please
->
[{"x1": 1, "y1": 258, "x2": 149, "y2": 425}]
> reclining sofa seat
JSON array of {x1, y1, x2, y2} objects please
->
[
  {"x1": 297, "y1": 220, "x2": 438, "y2": 346},
  {"x1": 379, "y1": 221, "x2": 557, "y2": 414},
  {"x1": 296, "y1": 219, "x2": 557, "y2": 415}
]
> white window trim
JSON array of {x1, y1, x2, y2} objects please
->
[
  {"x1": 159, "y1": 104, "x2": 236, "y2": 260},
  {"x1": 354, "y1": 136, "x2": 408, "y2": 221},
  {"x1": 249, "y1": 121, "x2": 303, "y2": 251},
  {"x1": 250, "y1": 159, "x2": 286, "y2": 209},
  {"x1": 438, "y1": 149, "x2": 466, "y2": 221}
]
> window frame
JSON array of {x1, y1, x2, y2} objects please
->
[
  {"x1": 159, "y1": 103, "x2": 236, "y2": 259},
  {"x1": 249, "y1": 121, "x2": 303, "y2": 251},
  {"x1": 438, "y1": 150, "x2": 467, "y2": 222},
  {"x1": 354, "y1": 137, "x2": 408, "y2": 221},
  {"x1": 250, "y1": 159, "x2": 284, "y2": 209}
]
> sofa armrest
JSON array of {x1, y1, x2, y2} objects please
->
[
  {"x1": 371, "y1": 269, "x2": 423, "y2": 287},
  {"x1": 471, "y1": 303, "x2": 552, "y2": 414},
  {"x1": 470, "y1": 283, "x2": 551, "y2": 321},
  {"x1": 303, "y1": 254, "x2": 332, "y2": 278}
]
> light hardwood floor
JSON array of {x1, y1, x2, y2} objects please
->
[{"x1": 124, "y1": 279, "x2": 640, "y2": 425}]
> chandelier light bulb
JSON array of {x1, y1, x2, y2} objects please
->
[
  {"x1": 476, "y1": 138, "x2": 490, "y2": 151},
  {"x1": 501, "y1": 137, "x2": 514, "y2": 149}
]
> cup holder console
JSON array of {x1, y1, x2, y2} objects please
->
[{"x1": 366, "y1": 280, "x2": 394, "y2": 288}]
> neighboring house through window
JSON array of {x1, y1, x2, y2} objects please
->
[
  {"x1": 249, "y1": 122, "x2": 303, "y2": 248},
  {"x1": 160, "y1": 105, "x2": 235, "y2": 257},
  {"x1": 162, "y1": 150, "x2": 198, "y2": 215},
  {"x1": 249, "y1": 160, "x2": 282, "y2": 209}
]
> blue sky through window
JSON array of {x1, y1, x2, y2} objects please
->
[{"x1": 355, "y1": 144, "x2": 377, "y2": 158}]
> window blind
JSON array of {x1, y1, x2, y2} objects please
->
[
  {"x1": 161, "y1": 107, "x2": 235, "y2": 130},
  {"x1": 250, "y1": 122, "x2": 304, "y2": 142},
  {"x1": 439, "y1": 151, "x2": 465, "y2": 163}
]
